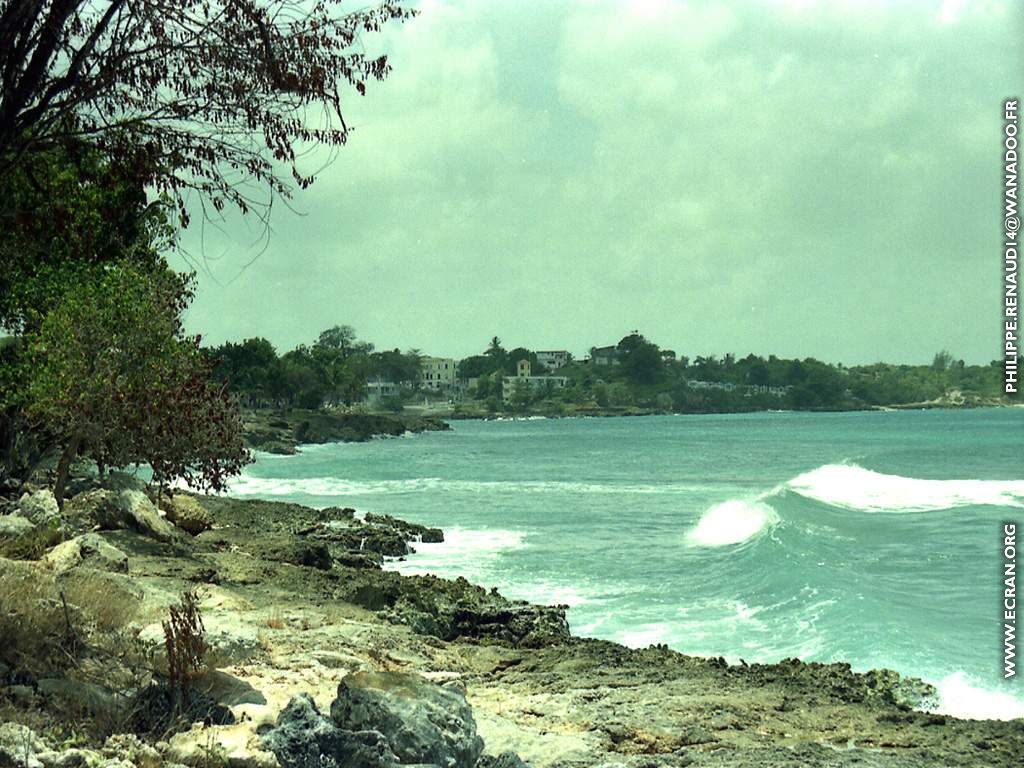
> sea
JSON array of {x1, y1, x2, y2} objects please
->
[{"x1": 228, "y1": 408, "x2": 1024, "y2": 720}]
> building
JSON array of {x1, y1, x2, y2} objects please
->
[
  {"x1": 364, "y1": 377, "x2": 400, "y2": 402},
  {"x1": 590, "y1": 345, "x2": 619, "y2": 366},
  {"x1": 502, "y1": 359, "x2": 569, "y2": 403},
  {"x1": 420, "y1": 357, "x2": 456, "y2": 391},
  {"x1": 535, "y1": 350, "x2": 570, "y2": 371}
]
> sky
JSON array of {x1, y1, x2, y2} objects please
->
[{"x1": 170, "y1": 0, "x2": 1021, "y2": 365}]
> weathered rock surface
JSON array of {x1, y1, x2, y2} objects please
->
[
  {"x1": 139, "y1": 612, "x2": 260, "y2": 671},
  {"x1": 160, "y1": 494, "x2": 214, "y2": 536},
  {"x1": 330, "y1": 672, "x2": 485, "y2": 768},
  {"x1": 17, "y1": 489, "x2": 60, "y2": 528},
  {"x1": 242, "y1": 409, "x2": 451, "y2": 454},
  {"x1": 42, "y1": 533, "x2": 128, "y2": 574},
  {"x1": 70, "y1": 489, "x2": 175, "y2": 542},
  {"x1": 261, "y1": 693, "x2": 400, "y2": 768}
]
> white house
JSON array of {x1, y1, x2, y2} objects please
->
[
  {"x1": 420, "y1": 356, "x2": 456, "y2": 391},
  {"x1": 535, "y1": 350, "x2": 570, "y2": 371},
  {"x1": 502, "y1": 359, "x2": 569, "y2": 403}
]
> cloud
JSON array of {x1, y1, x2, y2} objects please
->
[{"x1": 175, "y1": 0, "x2": 1021, "y2": 364}]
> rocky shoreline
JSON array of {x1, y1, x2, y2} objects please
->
[
  {"x1": 1, "y1": 479, "x2": 1022, "y2": 767},
  {"x1": 241, "y1": 409, "x2": 451, "y2": 455}
]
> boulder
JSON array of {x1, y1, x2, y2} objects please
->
[
  {"x1": 330, "y1": 671, "x2": 484, "y2": 768},
  {"x1": 42, "y1": 534, "x2": 128, "y2": 574},
  {"x1": 37, "y1": 677, "x2": 115, "y2": 718},
  {"x1": 17, "y1": 489, "x2": 60, "y2": 528},
  {"x1": 0, "y1": 722, "x2": 46, "y2": 768},
  {"x1": 261, "y1": 693, "x2": 399, "y2": 768},
  {"x1": 478, "y1": 752, "x2": 531, "y2": 768},
  {"x1": 160, "y1": 494, "x2": 213, "y2": 536},
  {"x1": 73, "y1": 489, "x2": 175, "y2": 542},
  {"x1": 0, "y1": 513, "x2": 60, "y2": 559}
]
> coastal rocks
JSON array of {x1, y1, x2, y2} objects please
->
[
  {"x1": 364, "y1": 513, "x2": 444, "y2": 544},
  {"x1": 41, "y1": 533, "x2": 128, "y2": 574},
  {"x1": 249, "y1": 534, "x2": 333, "y2": 570},
  {"x1": 241, "y1": 409, "x2": 450, "y2": 454},
  {"x1": 353, "y1": 573, "x2": 571, "y2": 647},
  {"x1": 17, "y1": 489, "x2": 60, "y2": 527},
  {"x1": 0, "y1": 490, "x2": 63, "y2": 558},
  {"x1": 330, "y1": 672, "x2": 485, "y2": 768},
  {"x1": 0, "y1": 722, "x2": 46, "y2": 768},
  {"x1": 72, "y1": 489, "x2": 176, "y2": 542},
  {"x1": 160, "y1": 494, "x2": 214, "y2": 536},
  {"x1": 139, "y1": 613, "x2": 260, "y2": 671},
  {"x1": 263, "y1": 673, "x2": 484, "y2": 768},
  {"x1": 261, "y1": 693, "x2": 399, "y2": 768}
]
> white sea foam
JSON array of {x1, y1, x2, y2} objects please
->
[
  {"x1": 686, "y1": 499, "x2": 779, "y2": 547},
  {"x1": 931, "y1": 671, "x2": 1024, "y2": 721},
  {"x1": 229, "y1": 473, "x2": 721, "y2": 498},
  {"x1": 383, "y1": 527, "x2": 527, "y2": 579},
  {"x1": 786, "y1": 464, "x2": 1024, "y2": 513}
]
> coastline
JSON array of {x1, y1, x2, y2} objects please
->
[{"x1": 2, "y1": 481, "x2": 1022, "y2": 767}]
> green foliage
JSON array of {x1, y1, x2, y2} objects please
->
[{"x1": 23, "y1": 262, "x2": 250, "y2": 497}]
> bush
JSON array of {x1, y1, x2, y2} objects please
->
[{"x1": 23, "y1": 262, "x2": 250, "y2": 500}]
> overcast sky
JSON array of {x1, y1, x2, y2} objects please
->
[{"x1": 170, "y1": 0, "x2": 1021, "y2": 364}]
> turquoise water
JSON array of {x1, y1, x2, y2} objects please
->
[{"x1": 231, "y1": 409, "x2": 1024, "y2": 719}]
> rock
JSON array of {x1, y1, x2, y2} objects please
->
[
  {"x1": 139, "y1": 613, "x2": 260, "y2": 670},
  {"x1": 75, "y1": 489, "x2": 175, "y2": 542},
  {"x1": 478, "y1": 752, "x2": 532, "y2": 768},
  {"x1": 330, "y1": 671, "x2": 484, "y2": 768},
  {"x1": 0, "y1": 722, "x2": 45, "y2": 768},
  {"x1": 17, "y1": 490, "x2": 60, "y2": 527},
  {"x1": 37, "y1": 677, "x2": 115, "y2": 717},
  {"x1": 262, "y1": 693, "x2": 399, "y2": 768},
  {"x1": 41, "y1": 534, "x2": 128, "y2": 574},
  {"x1": 0, "y1": 513, "x2": 60, "y2": 559},
  {"x1": 249, "y1": 535, "x2": 332, "y2": 570},
  {"x1": 36, "y1": 748, "x2": 104, "y2": 768},
  {"x1": 161, "y1": 494, "x2": 213, "y2": 536}
]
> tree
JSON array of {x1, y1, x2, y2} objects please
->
[
  {"x1": 931, "y1": 350, "x2": 955, "y2": 372},
  {"x1": 0, "y1": 0, "x2": 413, "y2": 224},
  {"x1": 616, "y1": 332, "x2": 662, "y2": 384},
  {"x1": 509, "y1": 379, "x2": 532, "y2": 413},
  {"x1": 23, "y1": 262, "x2": 250, "y2": 501}
]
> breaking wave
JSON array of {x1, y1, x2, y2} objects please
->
[{"x1": 785, "y1": 464, "x2": 1024, "y2": 513}]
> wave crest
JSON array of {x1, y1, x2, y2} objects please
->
[
  {"x1": 687, "y1": 499, "x2": 779, "y2": 547},
  {"x1": 786, "y1": 464, "x2": 1024, "y2": 513}
]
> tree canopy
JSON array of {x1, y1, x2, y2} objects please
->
[{"x1": 0, "y1": 0, "x2": 413, "y2": 223}]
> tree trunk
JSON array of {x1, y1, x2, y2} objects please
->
[{"x1": 52, "y1": 434, "x2": 81, "y2": 509}]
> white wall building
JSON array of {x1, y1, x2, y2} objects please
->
[
  {"x1": 502, "y1": 359, "x2": 569, "y2": 403},
  {"x1": 535, "y1": 350, "x2": 571, "y2": 370},
  {"x1": 420, "y1": 357, "x2": 457, "y2": 391}
]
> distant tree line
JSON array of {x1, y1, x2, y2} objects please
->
[
  {"x1": 207, "y1": 328, "x2": 422, "y2": 410},
  {"x1": 454, "y1": 333, "x2": 1009, "y2": 415}
]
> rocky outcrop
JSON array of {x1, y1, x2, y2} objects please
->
[
  {"x1": 263, "y1": 673, "x2": 486, "y2": 768},
  {"x1": 242, "y1": 409, "x2": 451, "y2": 454},
  {"x1": 139, "y1": 613, "x2": 260, "y2": 671},
  {"x1": 262, "y1": 693, "x2": 399, "y2": 768},
  {"x1": 17, "y1": 489, "x2": 61, "y2": 528},
  {"x1": 160, "y1": 494, "x2": 213, "y2": 536},
  {"x1": 68, "y1": 489, "x2": 175, "y2": 542},
  {"x1": 41, "y1": 533, "x2": 128, "y2": 574},
  {"x1": 331, "y1": 672, "x2": 485, "y2": 768}
]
